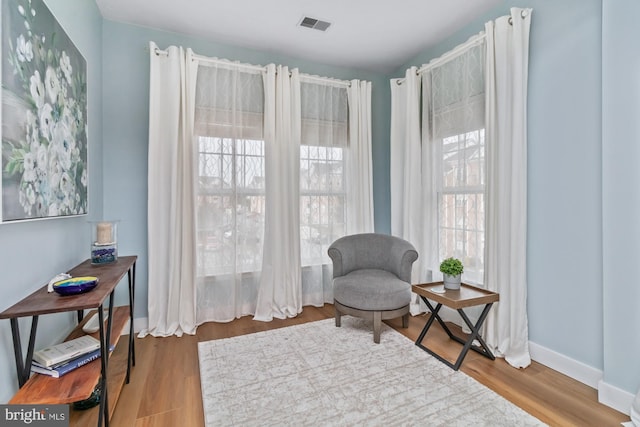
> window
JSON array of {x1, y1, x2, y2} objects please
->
[
  {"x1": 439, "y1": 129, "x2": 485, "y2": 284},
  {"x1": 299, "y1": 82, "x2": 348, "y2": 267},
  {"x1": 299, "y1": 144, "x2": 346, "y2": 265},
  {"x1": 193, "y1": 65, "x2": 265, "y2": 279},
  {"x1": 197, "y1": 137, "x2": 265, "y2": 277}
]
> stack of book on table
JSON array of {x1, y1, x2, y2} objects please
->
[{"x1": 31, "y1": 335, "x2": 113, "y2": 378}]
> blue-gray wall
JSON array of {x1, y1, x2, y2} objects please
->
[
  {"x1": 0, "y1": 0, "x2": 103, "y2": 402},
  {"x1": 602, "y1": 0, "x2": 640, "y2": 396}
]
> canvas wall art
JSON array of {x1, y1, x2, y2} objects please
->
[{"x1": 1, "y1": 0, "x2": 87, "y2": 222}]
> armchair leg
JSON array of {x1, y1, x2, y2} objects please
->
[
  {"x1": 402, "y1": 313, "x2": 409, "y2": 328},
  {"x1": 335, "y1": 306, "x2": 342, "y2": 327},
  {"x1": 373, "y1": 311, "x2": 381, "y2": 344}
]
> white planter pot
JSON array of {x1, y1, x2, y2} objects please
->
[{"x1": 443, "y1": 274, "x2": 461, "y2": 290}]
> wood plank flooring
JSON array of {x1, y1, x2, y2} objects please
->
[{"x1": 105, "y1": 305, "x2": 629, "y2": 427}]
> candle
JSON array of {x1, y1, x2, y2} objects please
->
[{"x1": 96, "y1": 222, "x2": 113, "y2": 244}]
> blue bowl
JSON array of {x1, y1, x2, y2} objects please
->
[{"x1": 53, "y1": 276, "x2": 99, "y2": 296}]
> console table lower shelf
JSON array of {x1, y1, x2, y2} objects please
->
[
  {"x1": 70, "y1": 337, "x2": 130, "y2": 427},
  {"x1": 9, "y1": 306, "x2": 129, "y2": 405}
]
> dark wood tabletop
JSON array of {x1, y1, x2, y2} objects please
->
[
  {"x1": 0, "y1": 256, "x2": 137, "y2": 319},
  {"x1": 412, "y1": 281, "x2": 499, "y2": 309}
]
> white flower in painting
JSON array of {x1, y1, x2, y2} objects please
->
[
  {"x1": 16, "y1": 34, "x2": 33, "y2": 62},
  {"x1": 60, "y1": 105, "x2": 76, "y2": 136},
  {"x1": 35, "y1": 195, "x2": 46, "y2": 213},
  {"x1": 60, "y1": 172, "x2": 74, "y2": 196},
  {"x1": 25, "y1": 184, "x2": 36, "y2": 205},
  {"x1": 39, "y1": 103, "x2": 53, "y2": 141},
  {"x1": 19, "y1": 190, "x2": 31, "y2": 215},
  {"x1": 49, "y1": 160, "x2": 62, "y2": 191},
  {"x1": 29, "y1": 70, "x2": 45, "y2": 108},
  {"x1": 60, "y1": 51, "x2": 72, "y2": 83},
  {"x1": 37, "y1": 144, "x2": 48, "y2": 173},
  {"x1": 24, "y1": 21, "x2": 30, "y2": 31},
  {"x1": 25, "y1": 110, "x2": 39, "y2": 150},
  {"x1": 81, "y1": 168, "x2": 87, "y2": 187},
  {"x1": 48, "y1": 203, "x2": 58, "y2": 217},
  {"x1": 23, "y1": 152, "x2": 37, "y2": 182},
  {"x1": 31, "y1": 8, "x2": 35, "y2": 17},
  {"x1": 45, "y1": 66, "x2": 61, "y2": 103},
  {"x1": 51, "y1": 123, "x2": 73, "y2": 171},
  {"x1": 18, "y1": 4, "x2": 25, "y2": 15}
]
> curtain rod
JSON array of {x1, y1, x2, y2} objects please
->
[
  {"x1": 395, "y1": 9, "x2": 530, "y2": 85},
  {"x1": 153, "y1": 47, "x2": 351, "y2": 88}
]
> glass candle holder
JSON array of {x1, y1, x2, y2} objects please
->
[{"x1": 90, "y1": 221, "x2": 118, "y2": 264}]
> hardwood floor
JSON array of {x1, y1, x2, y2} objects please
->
[{"x1": 106, "y1": 305, "x2": 629, "y2": 426}]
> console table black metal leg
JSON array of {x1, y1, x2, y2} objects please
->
[
  {"x1": 9, "y1": 316, "x2": 39, "y2": 387},
  {"x1": 97, "y1": 292, "x2": 115, "y2": 427},
  {"x1": 126, "y1": 262, "x2": 136, "y2": 384}
]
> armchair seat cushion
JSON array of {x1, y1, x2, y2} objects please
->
[{"x1": 333, "y1": 269, "x2": 411, "y2": 311}]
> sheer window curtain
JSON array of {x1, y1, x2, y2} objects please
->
[
  {"x1": 298, "y1": 80, "x2": 347, "y2": 306},
  {"x1": 293, "y1": 78, "x2": 375, "y2": 308},
  {"x1": 194, "y1": 60, "x2": 267, "y2": 323}
]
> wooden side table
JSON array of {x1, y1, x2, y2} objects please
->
[{"x1": 412, "y1": 282, "x2": 499, "y2": 370}]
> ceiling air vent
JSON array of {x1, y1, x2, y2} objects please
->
[{"x1": 299, "y1": 16, "x2": 331, "y2": 32}]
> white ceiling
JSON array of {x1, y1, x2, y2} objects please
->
[{"x1": 95, "y1": 0, "x2": 502, "y2": 74}]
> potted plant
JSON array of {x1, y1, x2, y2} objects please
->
[{"x1": 440, "y1": 257, "x2": 463, "y2": 290}]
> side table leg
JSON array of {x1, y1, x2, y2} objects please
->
[
  {"x1": 415, "y1": 301, "x2": 442, "y2": 345},
  {"x1": 450, "y1": 304, "x2": 495, "y2": 369}
]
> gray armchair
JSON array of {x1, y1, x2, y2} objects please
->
[{"x1": 327, "y1": 233, "x2": 418, "y2": 343}]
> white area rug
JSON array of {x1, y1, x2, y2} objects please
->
[{"x1": 198, "y1": 318, "x2": 546, "y2": 426}]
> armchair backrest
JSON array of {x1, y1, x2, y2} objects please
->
[{"x1": 327, "y1": 233, "x2": 418, "y2": 283}]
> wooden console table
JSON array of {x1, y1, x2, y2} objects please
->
[
  {"x1": 412, "y1": 282, "x2": 499, "y2": 370},
  {"x1": 0, "y1": 256, "x2": 137, "y2": 427}
]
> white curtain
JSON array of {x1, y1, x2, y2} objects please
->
[
  {"x1": 483, "y1": 8, "x2": 533, "y2": 368},
  {"x1": 390, "y1": 8, "x2": 532, "y2": 369},
  {"x1": 254, "y1": 65, "x2": 303, "y2": 321},
  {"x1": 390, "y1": 67, "x2": 425, "y2": 283},
  {"x1": 346, "y1": 80, "x2": 375, "y2": 234},
  {"x1": 145, "y1": 42, "x2": 198, "y2": 337},
  {"x1": 390, "y1": 68, "x2": 428, "y2": 316},
  {"x1": 146, "y1": 44, "x2": 373, "y2": 331}
]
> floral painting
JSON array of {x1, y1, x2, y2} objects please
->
[{"x1": 1, "y1": 0, "x2": 87, "y2": 222}]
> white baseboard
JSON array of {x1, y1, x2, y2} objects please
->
[
  {"x1": 529, "y1": 341, "x2": 634, "y2": 416},
  {"x1": 529, "y1": 341, "x2": 603, "y2": 388},
  {"x1": 598, "y1": 379, "x2": 635, "y2": 416}
]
